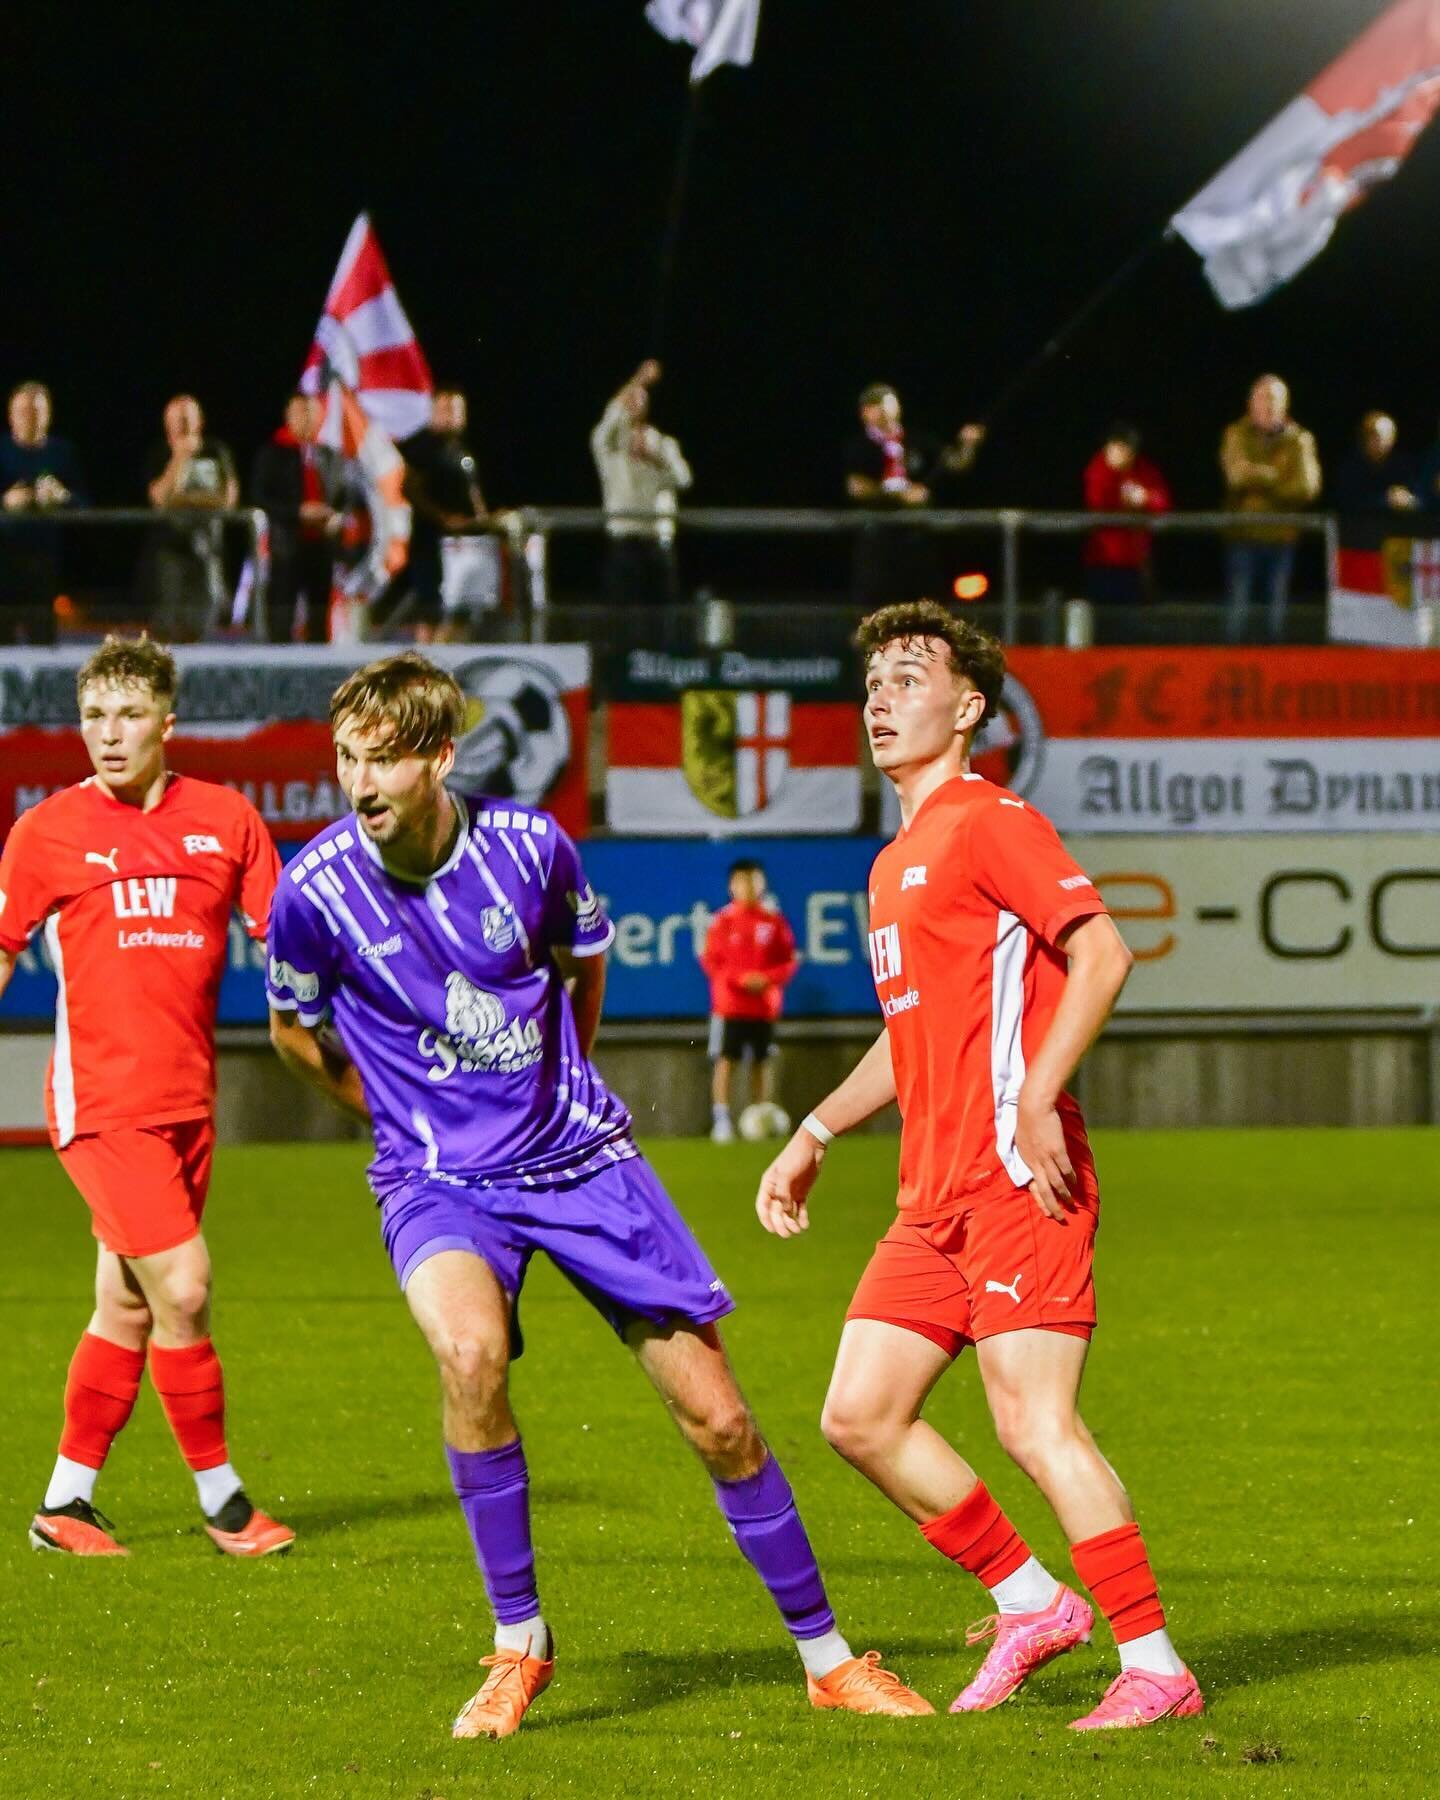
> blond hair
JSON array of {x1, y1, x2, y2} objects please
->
[
  {"x1": 76, "y1": 634, "x2": 178, "y2": 708},
  {"x1": 328, "y1": 652, "x2": 466, "y2": 756}
]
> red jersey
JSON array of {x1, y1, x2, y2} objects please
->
[
  {"x1": 867, "y1": 774, "x2": 1107, "y2": 1220},
  {"x1": 0, "y1": 774, "x2": 279, "y2": 1147},
  {"x1": 701, "y1": 901, "x2": 798, "y2": 1021},
  {"x1": 1082, "y1": 451, "x2": 1171, "y2": 568}
]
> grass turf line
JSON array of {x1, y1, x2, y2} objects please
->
[{"x1": 0, "y1": 1129, "x2": 1435, "y2": 1798}]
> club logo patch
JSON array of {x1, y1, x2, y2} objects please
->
[{"x1": 481, "y1": 906, "x2": 519, "y2": 953}]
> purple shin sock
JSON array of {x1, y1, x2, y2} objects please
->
[
  {"x1": 713, "y1": 1454, "x2": 836, "y2": 1640},
  {"x1": 445, "y1": 1438, "x2": 541, "y2": 1625}
]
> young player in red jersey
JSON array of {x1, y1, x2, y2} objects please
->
[
  {"x1": 0, "y1": 636, "x2": 293, "y2": 1558},
  {"x1": 755, "y1": 601, "x2": 1202, "y2": 1731},
  {"x1": 700, "y1": 858, "x2": 798, "y2": 1142}
]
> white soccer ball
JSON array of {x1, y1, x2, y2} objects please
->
[
  {"x1": 450, "y1": 656, "x2": 572, "y2": 805},
  {"x1": 738, "y1": 1101, "x2": 792, "y2": 1142}
]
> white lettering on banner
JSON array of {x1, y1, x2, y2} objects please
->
[
  {"x1": 1030, "y1": 739, "x2": 1440, "y2": 833},
  {"x1": 1071, "y1": 833, "x2": 1440, "y2": 1012},
  {"x1": 807, "y1": 893, "x2": 852, "y2": 966},
  {"x1": 110, "y1": 877, "x2": 177, "y2": 920},
  {"x1": 868, "y1": 922, "x2": 902, "y2": 984},
  {"x1": 605, "y1": 896, "x2": 711, "y2": 969}
]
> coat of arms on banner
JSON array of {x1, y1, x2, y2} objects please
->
[{"x1": 681, "y1": 690, "x2": 790, "y2": 818}]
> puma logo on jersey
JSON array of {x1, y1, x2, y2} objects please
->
[
  {"x1": 183, "y1": 834, "x2": 224, "y2": 856},
  {"x1": 984, "y1": 1271, "x2": 1024, "y2": 1304},
  {"x1": 867, "y1": 921, "x2": 903, "y2": 983},
  {"x1": 85, "y1": 848, "x2": 119, "y2": 873},
  {"x1": 901, "y1": 866, "x2": 927, "y2": 889},
  {"x1": 999, "y1": 798, "x2": 1026, "y2": 809},
  {"x1": 110, "y1": 877, "x2": 177, "y2": 920}
]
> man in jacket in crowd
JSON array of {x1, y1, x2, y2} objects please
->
[{"x1": 1219, "y1": 375, "x2": 1321, "y2": 643}]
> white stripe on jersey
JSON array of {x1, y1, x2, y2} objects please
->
[
  {"x1": 307, "y1": 873, "x2": 418, "y2": 1014},
  {"x1": 991, "y1": 908, "x2": 1033, "y2": 1187},
  {"x1": 341, "y1": 854, "x2": 390, "y2": 927},
  {"x1": 522, "y1": 833, "x2": 544, "y2": 878},
  {"x1": 425, "y1": 883, "x2": 465, "y2": 949},
  {"x1": 496, "y1": 832, "x2": 530, "y2": 883},
  {"x1": 44, "y1": 915, "x2": 76, "y2": 1147}
]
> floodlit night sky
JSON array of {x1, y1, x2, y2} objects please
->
[{"x1": 5, "y1": 1, "x2": 1434, "y2": 510}]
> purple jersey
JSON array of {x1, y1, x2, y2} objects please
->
[{"x1": 266, "y1": 794, "x2": 628, "y2": 1194}]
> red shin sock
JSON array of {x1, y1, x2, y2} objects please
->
[
  {"x1": 919, "y1": 1480, "x2": 1031, "y2": 1586},
  {"x1": 147, "y1": 1338, "x2": 229, "y2": 1471},
  {"x1": 58, "y1": 1331, "x2": 146, "y2": 1469},
  {"x1": 1071, "y1": 1521, "x2": 1166, "y2": 1643}
]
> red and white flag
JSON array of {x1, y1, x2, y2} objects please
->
[
  {"x1": 607, "y1": 688, "x2": 860, "y2": 835},
  {"x1": 646, "y1": 0, "x2": 760, "y2": 83},
  {"x1": 1172, "y1": 0, "x2": 1440, "y2": 308},
  {"x1": 300, "y1": 213, "x2": 433, "y2": 439}
]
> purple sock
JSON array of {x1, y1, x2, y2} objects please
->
[
  {"x1": 714, "y1": 1454, "x2": 836, "y2": 1640},
  {"x1": 445, "y1": 1438, "x2": 540, "y2": 1625}
]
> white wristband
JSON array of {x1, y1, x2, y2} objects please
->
[{"x1": 801, "y1": 1111, "x2": 835, "y2": 1147}]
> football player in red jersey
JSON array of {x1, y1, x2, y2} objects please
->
[
  {"x1": 0, "y1": 636, "x2": 293, "y2": 1557},
  {"x1": 700, "y1": 858, "x2": 797, "y2": 1142},
  {"x1": 755, "y1": 601, "x2": 1202, "y2": 1730}
]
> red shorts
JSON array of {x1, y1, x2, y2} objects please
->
[
  {"x1": 846, "y1": 1162, "x2": 1100, "y2": 1358},
  {"x1": 57, "y1": 1119, "x2": 215, "y2": 1259}
]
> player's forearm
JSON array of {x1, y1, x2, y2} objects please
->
[
  {"x1": 1020, "y1": 925, "x2": 1132, "y2": 1111},
  {"x1": 564, "y1": 958, "x2": 606, "y2": 1058},
  {"x1": 806, "y1": 1030, "x2": 896, "y2": 1138},
  {"x1": 269, "y1": 1017, "x2": 370, "y2": 1121}
]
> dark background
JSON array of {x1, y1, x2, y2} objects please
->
[{"x1": 5, "y1": 0, "x2": 1435, "y2": 512}]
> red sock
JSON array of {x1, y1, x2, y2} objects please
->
[
  {"x1": 58, "y1": 1332, "x2": 146, "y2": 1469},
  {"x1": 148, "y1": 1338, "x2": 229, "y2": 1471},
  {"x1": 1071, "y1": 1522, "x2": 1166, "y2": 1643},
  {"x1": 919, "y1": 1480, "x2": 1031, "y2": 1586}
]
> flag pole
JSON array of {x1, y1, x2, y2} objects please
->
[
  {"x1": 650, "y1": 82, "x2": 705, "y2": 358},
  {"x1": 980, "y1": 227, "x2": 1177, "y2": 432}
]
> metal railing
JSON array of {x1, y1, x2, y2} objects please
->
[
  {"x1": 513, "y1": 505, "x2": 1339, "y2": 645},
  {"x1": 0, "y1": 505, "x2": 268, "y2": 639},
  {"x1": 0, "y1": 502, "x2": 1350, "y2": 648}
]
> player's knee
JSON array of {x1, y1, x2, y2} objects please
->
[
  {"x1": 153, "y1": 1275, "x2": 211, "y2": 1329},
  {"x1": 993, "y1": 1401, "x2": 1073, "y2": 1473},
  {"x1": 438, "y1": 1332, "x2": 505, "y2": 1400},
  {"x1": 693, "y1": 1398, "x2": 756, "y2": 1467},
  {"x1": 820, "y1": 1394, "x2": 886, "y2": 1466}
]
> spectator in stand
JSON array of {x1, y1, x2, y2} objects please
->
[
  {"x1": 140, "y1": 395, "x2": 239, "y2": 641},
  {"x1": 0, "y1": 381, "x2": 88, "y2": 645},
  {"x1": 843, "y1": 383, "x2": 985, "y2": 606},
  {"x1": 372, "y1": 386, "x2": 489, "y2": 641},
  {"x1": 1219, "y1": 374, "x2": 1322, "y2": 643},
  {"x1": 592, "y1": 360, "x2": 692, "y2": 607},
  {"x1": 250, "y1": 392, "x2": 345, "y2": 644},
  {"x1": 700, "y1": 859, "x2": 798, "y2": 1145},
  {"x1": 1332, "y1": 411, "x2": 1419, "y2": 550},
  {"x1": 1081, "y1": 422, "x2": 1171, "y2": 606}
]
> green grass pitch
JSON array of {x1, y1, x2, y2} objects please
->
[{"x1": 1, "y1": 1130, "x2": 1435, "y2": 1798}]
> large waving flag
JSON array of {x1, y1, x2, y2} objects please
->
[
  {"x1": 646, "y1": 0, "x2": 760, "y2": 83},
  {"x1": 300, "y1": 215, "x2": 433, "y2": 606},
  {"x1": 1173, "y1": 0, "x2": 1440, "y2": 308}
]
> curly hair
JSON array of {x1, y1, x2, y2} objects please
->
[
  {"x1": 76, "y1": 634, "x2": 178, "y2": 708},
  {"x1": 853, "y1": 600, "x2": 1006, "y2": 736},
  {"x1": 328, "y1": 652, "x2": 467, "y2": 756}
]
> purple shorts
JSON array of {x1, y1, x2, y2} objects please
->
[{"x1": 379, "y1": 1149, "x2": 734, "y2": 1347}]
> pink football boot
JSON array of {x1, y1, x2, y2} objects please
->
[
  {"x1": 950, "y1": 1584, "x2": 1094, "y2": 1712},
  {"x1": 1069, "y1": 1666, "x2": 1204, "y2": 1730}
]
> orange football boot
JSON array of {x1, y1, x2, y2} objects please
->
[
  {"x1": 807, "y1": 1651, "x2": 934, "y2": 1716},
  {"x1": 204, "y1": 1495, "x2": 295, "y2": 1557},
  {"x1": 29, "y1": 1499, "x2": 129, "y2": 1556},
  {"x1": 452, "y1": 1639, "x2": 555, "y2": 1740}
]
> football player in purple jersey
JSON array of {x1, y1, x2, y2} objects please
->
[{"x1": 267, "y1": 653, "x2": 932, "y2": 1739}]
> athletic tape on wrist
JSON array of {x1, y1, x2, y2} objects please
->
[{"x1": 801, "y1": 1112, "x2": 835, "y2": 1146}]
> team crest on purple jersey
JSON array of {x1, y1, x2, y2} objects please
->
[{"x1": 265, "y1": 795, "x2": 626, "y2": 1194}]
